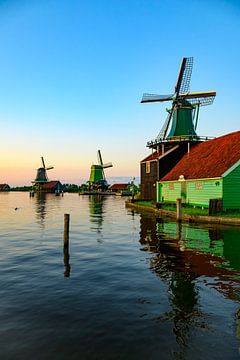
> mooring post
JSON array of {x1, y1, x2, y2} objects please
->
[
  {"x1": 64, "y1": 214, "x2": 70, "y2": 246},
  {"x1": 176, "y1": 198, "x2": 182, "y2": 222},
  {"x1": 63, "y1": 214, "x2": 70, "y2": 277}
]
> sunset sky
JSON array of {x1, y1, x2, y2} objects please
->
[{"x1": 0, "y1": 0, "x2": 239, "y2": 186}]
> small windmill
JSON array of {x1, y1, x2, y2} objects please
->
[
  {"x1": 88, "y1": 150, "x2": 113, "y2": 191},
  {"x1": 141, "y1": 57, "x2": 216, "y2": 148},
  {"x1": 33, "y1": 157, "x2": 54, "y2": 185}
]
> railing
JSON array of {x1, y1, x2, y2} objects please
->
[{"x1": 147, "y1": 135, "x2": 215, "y2": 147}]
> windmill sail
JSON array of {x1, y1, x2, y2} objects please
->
[
  {"x1": 97, "y1": 150, "x2": 103, "y2": 166},
  {"x1": 88, "y1": 150, "x2": 113, "y2": 191},
  {"x1": 41, "y1": 156, "x2": 46, "y2": 169},
  {"x1": 181, "y1": 91, "x2": 216, "y2": 106},
  {"x1": 141, "y1": 57, "x2": 216, "y2": 146},
  {"x1": 34, "y1": 157, "x2": 54, "y2": 183},
  {"x1": 175, "y1": 57, "x2": 193, "y2": 95},
  {"x1": 141, "y1": 94, "x2": 174, "y2": 103},
  {"x1": 155, "y1": 106, "x2": 174, "y2": 141}
]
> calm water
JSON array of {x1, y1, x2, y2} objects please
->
[{"x1": 0, "y1": 192, "x2": 240, "y2": 359}]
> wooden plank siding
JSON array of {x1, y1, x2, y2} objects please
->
[
  {"x1": 223, "y1": 164, "x2": 240, "y2": 210},
  {"x1": 140, "y1": 161, "x2": 158, "y2": 200},
  {"x1": 158, "y1": 181, "x2": 181, "y2": 203},
  {"x1": 186, "y1": 178, "x2": 222, "y2": 207},
  {"x1": 157, "y1": 178, "x2": 223, "y2": 207}
]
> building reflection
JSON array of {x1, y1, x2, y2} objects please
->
[{"x1": 139, "y1": 214, "x2": 240, "y2": 354}]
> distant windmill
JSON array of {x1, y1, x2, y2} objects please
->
[
  {"x1": 141, "y1": 57, "x2": 216, "y2": 148},
  {"x1": 33, "y1": 157, "x2": 54, "y2": 184},
  {"x1": 88, "y1": 150, "x2": 113, "y2": 191}
]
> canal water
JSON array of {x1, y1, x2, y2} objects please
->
[{"x1": 0, "y1": 192, "x2": 240, "y2": 359}]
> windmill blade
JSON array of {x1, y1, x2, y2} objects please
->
[
  {"x1": 97, "y1": 150, "x2": 103, "y2": 166},
  {"x1": 41, "y1": 156, "x2": 46, "y2": 169},
  {"x1": 182, "y1": 91, "x2": 216, "y2": 106},
  {"x1": 102, "y1": 162, "x2": 113, "y2": 169},
  {"x1": 175, "y1": 57, "x2": 193, "y2": 96},
  {"x1": 46, "y1": 166, "x2": 54, "y2": 170},
  {"x1": 156, "y1": 105, "x2": 174, "y2": 141},
  {"x1": 141, "y1": 93, "x2": 174, "y2": 103}
]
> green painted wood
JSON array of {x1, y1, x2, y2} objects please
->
[
  {"x1": 159, "y1": 181, "x2": 181, "y2": 202},
  {"x1": 187, "y1": 179, "x2": 222, "y2": 207},
  {"x1": 223, "y1": 164, "x2": 240, "y2": 210},
  {"x1": 159, "y1": 222, "x2": 223, "y2": 256},
  {"x1": 167, "y1": 101, "x2": 197, "y2": 138},
  {"x1": 158, "y1": 178, "x2": 222, "y2": 207}
]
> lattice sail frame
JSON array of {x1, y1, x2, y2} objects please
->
[{"x1": 141, "y1": 57, "x2": 216, "y2": 144}]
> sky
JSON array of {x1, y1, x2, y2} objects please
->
[{"x1": 0, "y1": 0, "x2": 239, "y2": 186}]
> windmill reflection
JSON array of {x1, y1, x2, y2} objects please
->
[
  {"x1": 34, "y1": 192, "x2": 47, "y2": 227},
  {"x1": 88, "y1": 195, "x2": 105, "y2": 235},
  {"x1": 139, "y1": 215, "x2": 202, "y2": 349}
]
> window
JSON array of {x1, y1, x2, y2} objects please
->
[{"x1": 146, "y1": 161, "x2": 150, "y2": 173}]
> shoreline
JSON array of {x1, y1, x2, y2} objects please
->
[{"x1": 125, "y1": 201, "x2": 240, "y2": 227}]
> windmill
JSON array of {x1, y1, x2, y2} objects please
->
[
  {"x1": 141, "y1": 57, "x2": 216, "y2": 148},
  {"x1": 33, "y1": 157, "x2": 54, "y2": 185},
  {"x1": 88, "y1": 150, "x2": 113, "y2": 191}
]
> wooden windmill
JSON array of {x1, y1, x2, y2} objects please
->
[
  {"x1": 32, "y1": 157, "x2": 54, "y2": 190},
  {"x1": 88, "y1": 150, "x2": 113, "y2": 191},
  {"x1": 141, "y1": 57, "x2": 216, "y2": 149}
]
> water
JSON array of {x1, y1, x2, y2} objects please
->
[{"x1": 0, "y1": 192, "x2": 240, "y2": 359}]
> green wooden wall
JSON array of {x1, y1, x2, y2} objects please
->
[
  {"x1": 157, "y1": 178, "x2": 223, "y2": 207},
  {"x1": 158, "y1": 181, "x2": 181, "y2": 202},
  {"x1": 223, "y1": 164, "x2": 240, "y2": 210},
  {"x1": 158, "y1": 164, "x2": 240, "y2": 209},
  {"x1": 186, "y1": 178, "x2": 222, "y2": 207}
]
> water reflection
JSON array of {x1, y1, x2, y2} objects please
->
[
  {"x1": 139, "y1": 215, "x2": 206, "y2": 352},
  {"x1": 139, "y1": 214, "x2": 240, "y2": 355},
  {"x1": 34, "y1": 192, "x2": 47, "y2": 227},
  {"x1": 88, "y1": 195, "x2": 105, "y2": 235},
  {"x1": 63, "y1": 240, "x2": 71, "y2": 278}
]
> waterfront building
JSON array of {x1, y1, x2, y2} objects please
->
[
  {"x1": 0, "y1": 184, "x2": 10, "y2": 191},
  {"x1": 157, "y1": 131, "x2": 240, "y2": 210},
  {"x1": 140, "y1": 57, "x2": 216, "y2": 200}
]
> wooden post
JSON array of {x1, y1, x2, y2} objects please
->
[
  {"x1": 64, "y1": 214, "x2": 70, "y2": 246},
  {"x1": 176, "y1": 198, "x2": 182, "y2": 222},
  {"x1": 63, "y1": 214, "x2": 70, "y2": 277}
]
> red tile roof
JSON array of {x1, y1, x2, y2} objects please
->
[
  {"x1": 110, "y1": 183, "x2": 129, "y2": 190},
  {"x1": 161, "y1": 131, "x2": 240, "y2": 181},
  {"x1": 41, "y1": 181, "x2": 61, "y2": 189}
]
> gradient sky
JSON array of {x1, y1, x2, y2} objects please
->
[{"x1": 0, "y1": 0, "x2": 239, "y2": 186}]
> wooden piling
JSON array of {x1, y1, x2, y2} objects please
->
[
  {"x1": 63, "y1": 214, "x2": 70, "y2": 277},
  {"x1": 64, "y1": 214, "x2": 70, "y2": 246},
  {"x1": 176, "y1": 198, "x2": 182, "y2": 222}
]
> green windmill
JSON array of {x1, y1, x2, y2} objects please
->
[
  {"x1": 88, "y1": 150, "x2": 113, "y2": 191},
  {"x1": 141, "y1": 57, "x2": 216, "y2": 148},
  {"x1": 32, "y1": 157, "x2": 54, "y2": 191}
]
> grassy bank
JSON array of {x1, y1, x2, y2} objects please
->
[{"x1": 132, "y1": 200, "x2": 240, "y2": 218}]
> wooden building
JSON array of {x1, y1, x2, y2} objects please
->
[
  {"x1": 157, "y1": 131, "x2": 240, "y2": 210},
  {"x1": 140, "y1": 57, "x2": 216, "y2": 201},
  {"x1": 40, "y1": 181, "x2": 63, "y2": 193},
  {"x1": 140, "y1": 143, "x2": 189, "y2": 200},
  {"x1": 0, "y1": 184, "x2": 10, "y2": 191},
  {"x1": 109, "y1": 183, "x2": 129, "y2": 193}
]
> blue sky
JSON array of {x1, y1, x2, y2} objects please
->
[{"x1": 0, "y1": 0, "x2": 239, "y2": 185}]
